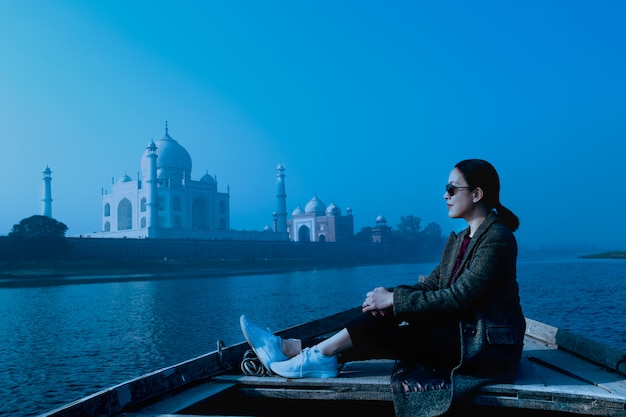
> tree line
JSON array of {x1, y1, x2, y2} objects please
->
[
  {"x1": 4, "y1": 215, "x2": 70, "y2": 260},
  {"x1": 355, "y1": 214, "x2": 447, "y2": 259}
]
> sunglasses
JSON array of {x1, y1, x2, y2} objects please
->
[{"x1": 445, "y1": 183, "x2": 473, "y2": 196}]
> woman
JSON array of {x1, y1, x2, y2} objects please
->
[{"x1": 241, "y1": 159, "x2": 525, "y2": 415}]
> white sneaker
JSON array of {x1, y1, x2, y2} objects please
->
[
  {"x1": 270, "y1": 346, "x2": 338, "y2": 378},
  {"x1": 240, "y1": 315, "x2": 288, "y2": 373}
]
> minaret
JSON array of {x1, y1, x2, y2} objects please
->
[
  {"x1": 146, "y1": 140, "x2": 159, "y2": 230},
  {"x1": 275, "y1": 163, "x2": 287, "y2": 233},
  {"x1": 41, "y1": 165, "x2": 53, "y2": 217}
]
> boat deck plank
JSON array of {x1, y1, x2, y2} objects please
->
[
  {"x1": 122, "y1": 414, "x2": 255, "y2": 417},
  {"x1": 124, "y1": 382, "x2": 236, "y2": 415},
  {"x1": 214, "y1": 359, "x2": 395, "y2": 401},
  {"x1": 121, "y1": 414, "x2": 233, "y2": 417}
]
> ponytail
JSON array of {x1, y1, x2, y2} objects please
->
[{"x1": 496, "y1": 202, "x2": 520, "y2": 232}]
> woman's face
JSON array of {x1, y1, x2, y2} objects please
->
[{"x1": 444, "y1": 167, "x2": 475, "y2": 219}]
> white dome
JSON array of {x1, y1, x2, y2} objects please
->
[
  {"x1": 292, "y1": 206, "x2": 303, "y2": 216},
  {"x1": 325, "y1": 201, "x2": 341, "y2": 216},
  {"x1": 141, "y1": 126, "x2": 192, "y2": 181},
  {"x1": 304, "y1": 195, "x2": 326, "y2": 215}
]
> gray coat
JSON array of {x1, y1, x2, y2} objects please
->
[{"x1": 391, "y1": 212, "x2": 526, "y2": 417}]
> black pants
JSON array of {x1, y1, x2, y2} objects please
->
[{"x1": 340, "y1": 310, "x2": 461, "y2": 369}]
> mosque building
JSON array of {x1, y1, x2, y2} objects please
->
[
  {"x1": 272, "y1": 163, "x2": 355, "y2": 242},
  {"x1": 287, "y1": 195, "x2": 354, "y2": 242}
]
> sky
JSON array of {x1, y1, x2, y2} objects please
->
[{"x1": 1, "y1": 0, "x2": 624, "y2": 252}]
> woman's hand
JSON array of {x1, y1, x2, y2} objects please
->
[{"x1": 362, "y1": 287, "x2": 393, "y2": 314}]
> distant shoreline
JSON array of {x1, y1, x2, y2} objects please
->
[
  {"x1": 578, "y1": 251, "x2": 626, "y2": 259},
  {"x1": 0, "y1": 257, "x2": 422, "y2": 285}
]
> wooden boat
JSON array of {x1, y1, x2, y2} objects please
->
[{"x1": 40, "y1": 307, "x2": 626, "y2": 417}]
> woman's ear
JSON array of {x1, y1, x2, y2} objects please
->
[{"x1": 472, "y1": 187, "x2": 484, "y2": 203}]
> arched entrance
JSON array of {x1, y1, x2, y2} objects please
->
[
  {"x1": 298, "y1": 225, "x2": 311, "y2": 242},
  {"x1": 117, "y1": 198, "x2": 132, "y2": 230}
]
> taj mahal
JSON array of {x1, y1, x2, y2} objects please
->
[{"x1": 56, "y1": 124, "x2": 355, "y2": 242}]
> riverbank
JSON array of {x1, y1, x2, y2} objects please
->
[
  {"x1": 579, "y1": 251, "x2": 626, "y2": 259},
  {"x1": 0, "y1": 256, "x2": 419, "y2": 280},
  {"x1": 0, "y1": 257, "x2": 424, "y2": 289}
]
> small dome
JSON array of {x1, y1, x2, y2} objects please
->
[
  {"x1": 117, "y1": 173, "x2": 133, "y2": 184},
  {"x1": 376, "y1": 215, "x2": 387, "y2": 224},
  {"x1": 325, "y1": 201, "x2": 341, "y2": 216},
  {"x1": 292, "y1": 205, "x2": 303, "y2": 216},
  {"x1": 305, "y1": 195, "x2": 326, "y2": 215}
]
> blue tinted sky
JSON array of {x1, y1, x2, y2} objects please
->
[{"x1": 1, "y1": 1, "x2": 624, "y2": 251}]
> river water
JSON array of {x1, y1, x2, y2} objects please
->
[{"x1": 1, "y1": 253, "x2": 625, "y2": 417}]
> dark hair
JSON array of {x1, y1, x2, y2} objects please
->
[{"x1": 455, "y1": 159, "x2": 519, "y2": 231}]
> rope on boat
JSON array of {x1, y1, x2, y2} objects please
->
[{"x1": 240, "y1": 349, "x2": 271, "y2": 376}]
